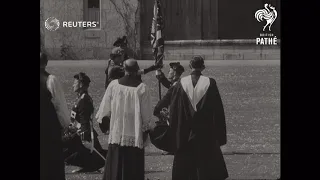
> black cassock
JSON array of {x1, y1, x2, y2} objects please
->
[
  {"x1": 168, "y1": 72, "x2": 229, "y2": 180},
  {"x1": 40, "y1": 74, "x2": 65, "y2": 180}
]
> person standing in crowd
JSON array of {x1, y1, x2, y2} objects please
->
[
  {"x1": 113, "y1": 36, "x2": 130, "y2": 59},
  {"x1": 104, "y1": 47, "x2": 126, "y2": 89},
  {"x1": 168, "y1": 56, "x2": 229, "y2": 180},
  {"x1": 104, "y1": 47, "x2": 160, "y2": 90},
  {"x1": 153, "y1": 62, "x2": 184, "y2": 155},
  {"x1": 100, "y1": 47, "x2": 160, "y2": 134},
  {"x1": 96, "y1": 59, "x2": 156, "y2": 180},
  {"x1": 63, "y1": 72, "x2": 107, "y2": 173},
  {"x1": 40, "y1": 52, "x2": 66, "y2": 180},
  {"x1": 156, "y1": 62, "x2": 185, "y2": 89}
]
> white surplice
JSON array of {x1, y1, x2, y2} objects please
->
[{"x1": 96, "y1": 80, "x2": 155, "y2": 149}]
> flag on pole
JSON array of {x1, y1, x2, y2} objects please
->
[{"x1": 150, "y1": 0, "x2": 164, "y2": 67}]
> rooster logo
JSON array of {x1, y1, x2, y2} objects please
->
[{"x1": 255, "y1": 4, "x2": 277, "y2": 31}]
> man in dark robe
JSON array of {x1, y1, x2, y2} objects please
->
[
  {"x1": 153, "y1": 62, "x2": 184, "y2": 155},
  {"x1": 168, "y1": 56, "x2": 229, "y2": 180},
  {"x1": 156, "y1": 62, "x2": 184, "y2": 89},
  {"x1": 40, "y1": 67, "x2": 65, "y2": 180},
  {"x1": 154, "y1": 62, "x2": 185, "y2": 115}
]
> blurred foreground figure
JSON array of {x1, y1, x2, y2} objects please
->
[
  {"x1": 96, "y1": 59, "x2": 156, "y2": 180},
  {"x1": 40, "y1": 52, "x2": 66, "y2": 180},
  {"x1": 168, "y1": 56, "x2": 229, "y2": 180},
  {"x1": 63, "y1": 72, "x2": 107, "y2": 173},
  {"x1": 40, "y1": 52, "x2": 71, "y2": 129}
]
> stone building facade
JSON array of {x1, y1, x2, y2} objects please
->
[
  {"x1": 41, "y1": 0, "x2": 140, "y2": 60},
  {"x1": 41, "y1": 0, "x2": 280, "y2": 60}
]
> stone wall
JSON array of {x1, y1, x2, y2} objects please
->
[
  {"x1": 41, "y1": 0, "x2": 140, "y2": 60},
  {"x1": 142, "y1": 40, "x2": 280, "y2": 60}
]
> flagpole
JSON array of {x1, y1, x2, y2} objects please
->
[
  {"x1": 156, "y1": 69, "x2": 162, "y2": 100},
  {"x1": 151, "y1": 0, "x2": 164, "y2": 101}
]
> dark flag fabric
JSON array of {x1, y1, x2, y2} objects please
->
[{"x1": 150, "y1": 0, "x2": 164, "y2": 67}]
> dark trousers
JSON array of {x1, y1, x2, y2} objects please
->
[
  {"x1": 40, "y1": 142, "x2": 65, "y2": 180},
  {"x1": 63, "y1": 135, "x2": 106, "y2": 170},
  {"x1": 172, "y1": 140, "x2": 228, "y2": 180},
  {"x1": 102, "y1": 144, "x2": 145, "y2": 180}
]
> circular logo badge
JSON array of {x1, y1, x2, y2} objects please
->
[{"x1": 45, "y1": 17, "x2": 60, "y2": 31}]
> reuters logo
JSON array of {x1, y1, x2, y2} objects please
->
[
  {"x1": 45, "y1": 17, "x2": 60, "y2": 31},
  {"x1": 44, "y1": 17, "x2": 99, "y2": 30}
]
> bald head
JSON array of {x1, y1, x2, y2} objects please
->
[{"x1": 124, "y1": 59, "x2": 140, "y2": 73}]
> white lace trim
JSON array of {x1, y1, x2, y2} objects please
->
[{"x1": 108, "y1": 134, "x2": 145, "y2": 149}]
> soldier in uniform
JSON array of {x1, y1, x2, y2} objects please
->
[
  {"x1": 63, "y1": 72, "x2": 107, "y2": 173},
  {"x1": 153, "y1": 62, "x2": 185, "y2": 155}
]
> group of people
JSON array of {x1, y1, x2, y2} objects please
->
[{"x1": 40, "y1": 37, "x2": 229, "y2": 180}]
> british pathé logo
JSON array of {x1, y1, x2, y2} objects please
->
[
  {"x1": 255, "y1": 4, "x2": 278, "y2": 45},
  {"x1": 255, "y1": 4, "x2": 278, "y2": 32}
]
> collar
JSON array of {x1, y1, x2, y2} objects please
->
[
  {"x1": 191, "y1": 71, "x2": 202, "y2": 76},
  {"x1": 77, "y1": 91, "x2": 88, "y2": 98}
]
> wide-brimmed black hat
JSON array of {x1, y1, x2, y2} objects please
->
[{"x1": 149, "y1": 121, "x2": 176, "y2": 153}]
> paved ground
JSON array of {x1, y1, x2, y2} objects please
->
[{"x1": 47, "y1": 60, "x2": 280, "y2": 180}]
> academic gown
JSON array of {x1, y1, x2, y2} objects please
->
[{"x1": 169, "y1": 72, "x2": 229, "y2": 180}]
